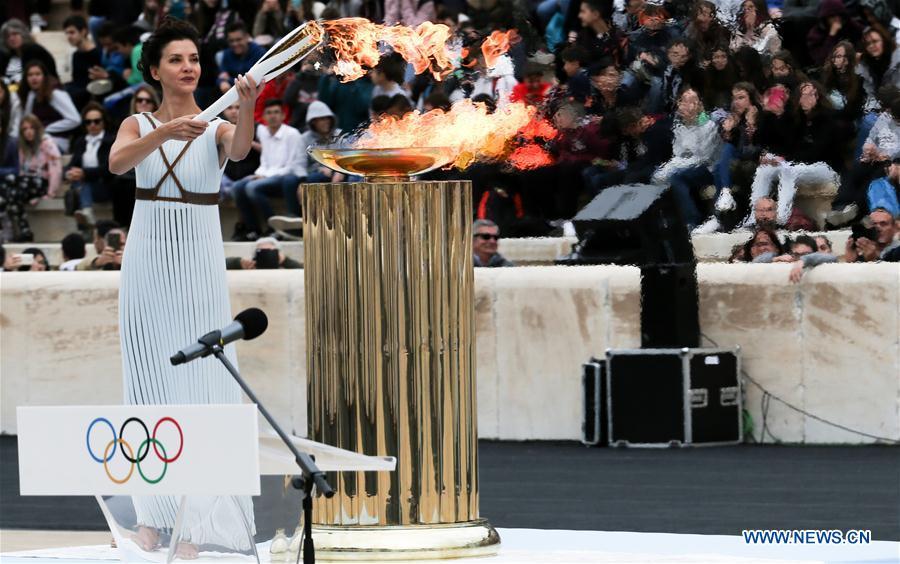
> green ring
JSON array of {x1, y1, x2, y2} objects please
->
[{"x1": 136, "y1": 438, "x2": 168, "y2": 484}]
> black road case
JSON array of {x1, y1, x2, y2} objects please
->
[{"x1": 605, "y1": 347, "x2": 742, "y2": 447}]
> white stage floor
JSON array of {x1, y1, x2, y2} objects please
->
[{"x1": 1, "y1": 528, "x2": 897, "y2": 564}]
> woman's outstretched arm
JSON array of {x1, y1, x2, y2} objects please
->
[
  {"x1": 218, "y1": 74, "x2": 264, "y2": 162},
  {"x1": 109, "y1": 114, "x2": 209, "y2": 175}
]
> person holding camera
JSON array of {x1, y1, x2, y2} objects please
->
[
  {"x1": 76, "y1": 220, "x2": 127, "y2": 270},
  {"x1": 225, "y1": 236, "x2": 300, "y2": 269}
]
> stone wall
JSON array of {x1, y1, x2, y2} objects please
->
[{"x1": 2, "y1": 264, "x2": 897, "y2": 443}]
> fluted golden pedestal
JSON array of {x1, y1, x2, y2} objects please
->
[{"x1": 302, "y1": 175, "x2": 499, "y2": 560}]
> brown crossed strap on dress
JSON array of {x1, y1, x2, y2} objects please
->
[{"x1": 135, "y1": 113, "x2": 220, "y2": 205}]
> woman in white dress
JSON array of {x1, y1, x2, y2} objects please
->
[{"x1": 108, "y1": 16, "x2": 262, "y2": 556}]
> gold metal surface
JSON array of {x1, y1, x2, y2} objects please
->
[
  {"x1": 307, "y1": 148, "x2": 456, "y2": 181},
  {"x1": 303, "y1": 177, "x2": 497, "y2": 557}
]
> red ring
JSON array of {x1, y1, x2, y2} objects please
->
[{"x1": 152, "y1": 417, "x2": 183, "y2": 462}]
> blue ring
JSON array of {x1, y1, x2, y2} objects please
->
[{"x1": 87, "y1": 417, "x2": 117, "y2": 463}]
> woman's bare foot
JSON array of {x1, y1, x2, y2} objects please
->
[
  {"x1": 176, "y1": 542, "x2": 200, "y2": 559},
  {"x1": 134, "y1": 526, "x2": 160, "y2": 551}
]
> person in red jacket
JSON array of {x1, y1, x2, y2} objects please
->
[
  {"x1": 510, "y1": 64, "x2": 553, "y2": 106},
  {"x1": 253, "y1": 71, "x2": 294, "y2": 125}
]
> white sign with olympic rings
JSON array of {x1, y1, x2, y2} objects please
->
[{"x1": 17, "y1": 405, "x2": 260, "y2": 495}]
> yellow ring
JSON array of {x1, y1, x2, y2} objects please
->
[{"x1": 103, "y1": 438, "x2": 135, "y2": 484}]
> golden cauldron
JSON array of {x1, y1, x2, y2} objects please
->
[{"x1": 301, "y1": 147, "x2": 499, "y2": 560}]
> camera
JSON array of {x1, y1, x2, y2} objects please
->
[
  {"x1": 254, "y1": 248, "x2": 279, "y2": 269},
  {"x1": 106, "y1": 231, "x2": 122, "y2": 251},
  {"x1": 850, "y1": 222, "x2": 879, "y2": 242}
]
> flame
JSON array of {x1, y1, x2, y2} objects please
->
[
  {"x1": 509, "y1": 144, "x2": 554, "y2": 170},
  {"x1": 481, "y1": 30, "x2": 520, "y2": 69},
  {"x1": 322, "y1": 18, "x2": 454, "y2": 82},
  {"x1": 353, "y1": 99, "x2": 547, "y2": 169}
]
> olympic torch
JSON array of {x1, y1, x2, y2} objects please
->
[{"x1": 196, "y1": 21, "x2": 325, "y2": 122}]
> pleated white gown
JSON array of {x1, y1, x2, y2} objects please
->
[{"x1": 120, "y1": 113, "x2": 253, "y2": 549}]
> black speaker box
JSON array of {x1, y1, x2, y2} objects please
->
[
  {"x1": 565, "y1": 184, "x2": 694, "y2": 266},
  {"x1": 640, "y1": 263, "x2": 700, "y2": 348},
  {"x1": 605, "y1": 348, "x2": 742, "y2": 447}
]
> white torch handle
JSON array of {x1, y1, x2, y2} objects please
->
[{"x1": 196, "y1": 26, "x2": 322, "y2": 122}]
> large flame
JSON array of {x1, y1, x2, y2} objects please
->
[
  {"x1": 481, "y1": 30, "x2": 520, "y2": 69},
  {"x1": 322, "y1": 18, "x2": 454, "y2": 82},
  {"x1": 353, "y1": 100, "x2": 551, "y2": 169}
]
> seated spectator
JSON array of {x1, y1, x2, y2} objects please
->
[
  {"x1": 0, "y1": 19, "x2": 58, "y2": 85},
  {"x1": 644, "y1": 37, "x2": 704, "y2": 114},
  {"x1": 742, "y1": 226, "x2": 786, "y2": 262},
  {"x1": 252, "y1": 0, "x2": 286, "y2": 46},
  {"x1": 867, "y1": 157, "x2": 900, "y2": 217},
  {"x1": 828, "y1": 96, "x2": 900, "y2": 227},
  {"x1": 193, "y1": 0, "x2": 242, "y2": 54},
  {"x1": 59, "y1": 232, "x2": 87, "y2": 271},
  {"x1": 111, "y1": 26, "x2": 145, "y2": 87},
  {"x1": 225, "y1": 236, "x2": 301, "y2": 269},
  {"x1": 535, "y1": 101, "x2": 609, "y2": 218},
  {"x1": 571, "y1": 0, "x2": 625, "y2": 67},
  {"x1": 300, "y1": 101, "x2": 343, "y2": 182},
  {"x1": 232, "y1": 99, "x2": 306, "y2": 240},
  {"x1": 91, "y1": 21, "x2": 128, "y2": 94},
  {"x1": 370, "y1": 52, "x2": 410, "y2": 101},
  {"x1": 253, "y1": 71, "x2": 294, "y2": 125},
  {"x1": 16, "y1": 247, "x2": 50, "y2": 271},
  {"x1": 805, "y1": 0, "x2": 863, "y2": 67},
  {"x1": 694, "y1": 82, "x2": 763, "y2": 233},
  {"x1": 559, "y1": 46, "x2": 591, "y2": 101},
  {"x1": 730, "y1": 0, "x2": 782, "y2": 56},
  {"x1": 776, "y1": 234, "x2": 818, "y2": 261},
  {"x1": 473, "y1": 219, "x2": 514, "y2": 267},
  {"x1": 510, "y1": 63, "x2": 553, "y2": 106},
  {"x1": 732, "y1": 45, "x2": 769, "y2": 93},
  {"x1": 134, "y1": 0, "x2": 162, "y2": 33},
  {"x1": 582, "y1": 106, "x2": 673, "y2": 195},
  {"x1": 76, "y1": 220, "x2": 126, "y2": 270},
  {"x1": 857, "y1": 26, "x2": 900, "y2": 113},
  {"x1": 820, "y1": 41, "x2": 865, "y2": 126},
  {"x1": 130, "y1": 84, "x2": 160, "y2": 116},
  {"x1": 2, "y1": 115, "x2": 62, "y2": 242},
  {"x1": 844, "y1": 208, "x2": 899, "y2": 262},
  {"x1": 217, "y1": 22, "x2": 265, "y2": 93},
  {"x1": 655, "y1": 87, "x2": 722, "y2": 229},
  {"x1": 702, "y1": 45, "x2": 739, "y2": 111},
  {"x1": 584, "y1": 58, "x2": 644, "y2": 118},
  {"x1": 768, "y1": 50, "x2": 806, "y2": 91},
  {"x1": 66, "y1": 103, "x2": 115, "y2": 231},
  {"x1": 625, "y1": 5, "x2": 678, "y2": 73},
  {"x1": 18, "y1": 60, "x2": 81, "y2": 153},
  {"x1": 62, "y1": 15, "x2": 102, "y2": 109},
  {"x1": 683, "y1": 1, "x2": 730, "y2": 64},
  {"x1": 750, "y1": 196, "x2": 778, "y2": 230}
]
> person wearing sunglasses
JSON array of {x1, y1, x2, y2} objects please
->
[
  {"x1": 473, "y1": 219, "x2": 514, "y2": 267},
  {"x1": 129, "y1": 85, "x2": 160, "y2": 115},
  {"x1": 65, "y1": 102, "x2": 114, "y2": 231}
]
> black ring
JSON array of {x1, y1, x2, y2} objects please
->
[{"x1": 119, "y1": 417, "x2": 150, "y2": 463}]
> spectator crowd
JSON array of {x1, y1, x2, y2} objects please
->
[{"x1": 0, "y1": 0, "x2": 898, "y2": 274}]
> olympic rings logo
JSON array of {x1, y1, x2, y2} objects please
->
[{"x1": 86, "y1": 417, "x2": 184, "y2": 484}]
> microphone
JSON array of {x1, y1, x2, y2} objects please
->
[{"x1": 170, "y1": 308, "x2": 268, "y2": 366}]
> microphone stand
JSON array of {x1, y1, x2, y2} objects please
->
[{"x1": 209, "y1": 344, "x2": 334, "y2": 564}]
